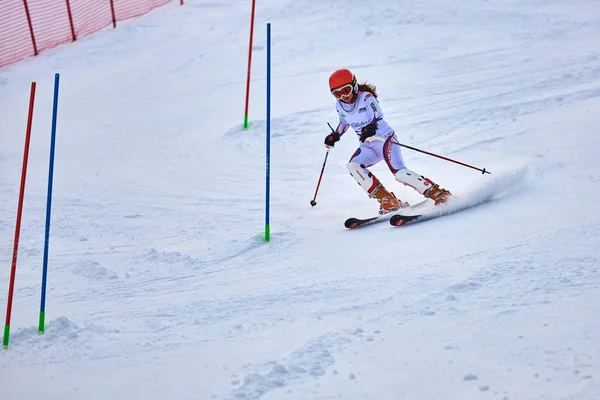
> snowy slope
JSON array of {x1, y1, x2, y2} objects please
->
[{"x1": 1, "y1": 0, "x2": 600, "y2": 399}]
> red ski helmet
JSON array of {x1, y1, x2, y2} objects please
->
[{"x1": 329, "y1": 68, "x2": 358, "y2": 93}]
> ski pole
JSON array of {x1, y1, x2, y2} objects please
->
[
  {"x1": 374, "y1": 137, "x2": 490, "y2": 174},
  {"x1": 310, "y1": 148, "x2": 330, "y2": 206},
  {"x1": 310, "y1": 122, "x2": 337, "y2": 206}
]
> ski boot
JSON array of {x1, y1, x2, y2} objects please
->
[
  {"x1": 424, "y1": 184, "x2": 452, "y2": 206},
  {"x1": 371, "y1": 184, "x2": 402, "y2": 214}
]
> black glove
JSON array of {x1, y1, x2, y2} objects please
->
[
  {"x1": 360, "y1": 124, "x2": 377, "y2": 143},
  {"x1": 324, "y1": 132, "x2": 341, "y2": 148}
]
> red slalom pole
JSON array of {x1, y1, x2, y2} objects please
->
[
  {"x1": 243, "y1": 0, "x2": 257, "y2": 129},
  {"x1": 3, "y1": 82, "x2": 36, "y2": 349}
]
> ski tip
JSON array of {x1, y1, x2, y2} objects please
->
[
  {"x1": 390, "y1": 215, "x2": 406, "y2": 227},
  {"x1": 344, "y1": 218, "x2": 359, "y2": 229},
  {"x1": 390, "y1": 213, "x2": 421, "y2": 226}
]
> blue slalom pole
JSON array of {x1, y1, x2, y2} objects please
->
[
  {"x1": 265, "y1": 23, "x2": 271, "y2": 243},
  {"x1": 39, "y1": 73, "x2": 60, "y2": 334}
]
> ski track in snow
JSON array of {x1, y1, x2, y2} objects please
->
[{"x1": 1, "y1": 0, "x2": 600, "y2": 399}]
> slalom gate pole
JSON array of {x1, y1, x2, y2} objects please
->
[
  {"x1": 264, "y1": 23, "x2": 271, "y2": 242},
  {"x1": 3, "y1": 82, "x2": 37, "y2": 349},
  {"x1": 376, "y1": 137, "x2": 490, "y2": 174},
  {"x1": 243, "y1": 0, "x2": 257, "y2": 128},
  {"x1": 39, "y1": 73, "x2": 60, "y2": 334}
]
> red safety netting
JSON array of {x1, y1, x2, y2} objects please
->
[
  {"x1": 0, "y1": 1, "x2": 34, "y2": 67},
  {"x1": 0, "y1": 0, "x2": 180, "y2": 68},
  {"x1": 114, "y1": 0, "x2": 172, "y2": 21},
  {"x1": 27, "y1": 0, "x2": 73, "y2": 52},
  {"x1": 70, "y1": 0, "x2": 114, "y2": 38}
]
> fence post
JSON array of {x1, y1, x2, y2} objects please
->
[
  {"x1": 22, "y1": 0, "x2": 38, "y2": 55},
  {"x1": 109, "y1": 0, "x2": 117, "y2": 28},
  {"x1": 65, "y1": 0, "x2": 76, "y2": 41}
]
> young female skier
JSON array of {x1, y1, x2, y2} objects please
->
[{"x1": 325, "y1": 68, "x2": 452, "y2": 213}]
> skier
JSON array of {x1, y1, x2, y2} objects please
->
[{"x1": 325, "y1": 68, "x2": 452, "y2": 213}]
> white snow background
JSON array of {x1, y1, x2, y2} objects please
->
[{"x1": 1, "y1": 0, "x2": 600, "y2": 399}]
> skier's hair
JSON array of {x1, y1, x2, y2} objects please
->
[{"x1": 358, "y1": 82, "x2": 378, "y2": 98}]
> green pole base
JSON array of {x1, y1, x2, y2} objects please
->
[
  {"x1": 264, "y1": 224, "x2": 270, "y2": 242},
  {"x1": 243, "y1": 115, "x2": 250, "y2": 129},
  {"x1": 3, "y1": 324, "x2": 10, "y2": 348},
  {"x1": 38, "y1": 311, "x2": 45, "y2": 334}
]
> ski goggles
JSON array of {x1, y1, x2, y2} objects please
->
[{"x1": 331, "y1": 83, "x2": 354, "y2": 99}]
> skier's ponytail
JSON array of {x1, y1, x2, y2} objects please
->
[{"x1": 358, "y1": 82, "x2": 378, "y2": 98}]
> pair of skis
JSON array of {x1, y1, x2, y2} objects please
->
[
  {"x1": 344, "y1": 192, "x2": 497, "y2": 229},
  {"x1": 344, "y1": 200, "x2": 432, "y2": 229}
]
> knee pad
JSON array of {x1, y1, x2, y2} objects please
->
[
  {"x1": 347, "y1": 162, "x2": 380, "y2": 195},
  {"x1": 394, "y1": 168, "x2": 433, "y2": 195}
]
